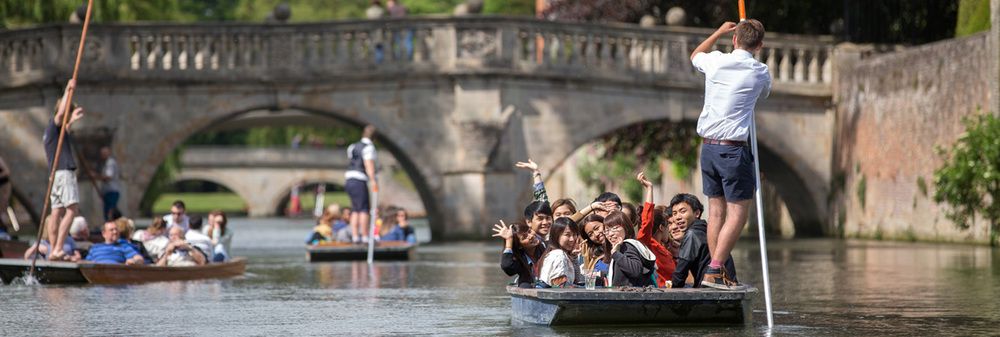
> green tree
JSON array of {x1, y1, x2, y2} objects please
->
[
  {"x1": 933, "y1": 114, "x2": 1000, "y2": 246},
  {"x1": 483, "y1": 0, "x2": 535, "y2": 15},
  {"x1": 956, "y1": 0, "x2": 991, "y2": 37}
]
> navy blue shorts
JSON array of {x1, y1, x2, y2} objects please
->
[
  {"x1": 701, "y1": 143, "x2": 756, "y2": 201},
  {"x1": 345, "y1": 179, "x2": 370, "y2": 212}
]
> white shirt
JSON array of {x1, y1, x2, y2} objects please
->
[
  {"x1": 692, "y1": 49, "x2": 772, "y2": 141},
  {"x1": 163, "y1": 214, "x2": 189, "y2": 232},
  {"x1": 102, "y1": 157, "x2": 121, "y2": 193},
  {"x1": 345, "y1": 138, "x2": 377, "y2": 182},
  {"x1": 185, "y1": 230, "x2": 213, "y2": 257},
  {"x1": 538, "y1": 249, "x2": 578, "y2": 286}
]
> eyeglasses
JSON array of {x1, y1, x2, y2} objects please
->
[{"x1": 604, "y1": 226, "x2": 625, "y2": 234}]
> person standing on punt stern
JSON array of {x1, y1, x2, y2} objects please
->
[
  {"x1": 689, "y1": 19, "x2": 771, "y2": 290},
  {"x1": 345, "y1": 125, "x2": 378, "y2": 243},
  {"x1": 44, "y1": 79, "x2": 86, "y2": 261}
]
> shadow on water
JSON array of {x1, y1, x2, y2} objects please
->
[{"x1": 1, "y1": 218, "x2": 998, "y2": 336}]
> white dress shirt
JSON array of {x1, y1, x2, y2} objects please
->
[{"x1": 692, "y1": 49, "x2": 772, "y2": 141}]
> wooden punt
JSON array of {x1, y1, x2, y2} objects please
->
[
  {"x1": 507, "y1": 286, "x2": 756, "y2": 326},
  {"x1": 0, "y1": 258, "x2": 87, "y2": 284},
  {"x1": 306, "y1": 241, "x2": 415, "y2": 262},
  {"x1": 0, "y1": 239, "x2": 30, "y2": 259},
  {"x1": 0, "y1": 257, "x2": 246, "y2": 285}
]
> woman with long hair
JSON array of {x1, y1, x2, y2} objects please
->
[
  {"x1": 536, "y1": 217, "x2": 581, "y2": 287},
  {"x1": 604, "y1": 211, "x2": 656, "y2": 287},
  {"x1": 579, "y1": 213, "x2": 612, "y2": 279},
  {"x1": 208, "y1": 210, "x2": 233, "y2": 262},
  {"x1": 492, "y1": 219, "x2": 543, "y2": 288}
]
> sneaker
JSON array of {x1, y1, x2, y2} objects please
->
[{"x1": 702, "y1": 266, "x2": 746, "y2": 290}]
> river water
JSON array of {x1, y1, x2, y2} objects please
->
[{"x1": 2, "y1": 218, "x2": 998, "y2": 336}]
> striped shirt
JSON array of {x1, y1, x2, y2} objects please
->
[{"x1": 85, "y1": 239, "x2": 140, "y2": 264}]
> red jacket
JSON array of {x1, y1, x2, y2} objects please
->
[{"x1": 638, "y1": 202, "x2": 676, "y2": 287}]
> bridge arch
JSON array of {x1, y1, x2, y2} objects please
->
[{"x1": 134, "y1": 104, "x2": 443, "y2": 237}]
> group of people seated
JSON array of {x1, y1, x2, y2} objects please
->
[
  {"x1": 307, "y1": 203, "x2": 416, "y2": 245},
  {"x1": 495, "y1": 159, "x2": 738, "y2": 289},
  {"x1": 24, "y1": 200, "x2": 235, "y2": 267}
]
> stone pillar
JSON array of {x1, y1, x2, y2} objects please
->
[{"x1": 993, "y1": 0, "x2": 1000, "y2": 116}]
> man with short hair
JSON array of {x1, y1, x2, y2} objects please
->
[
  {"x1": 668, "y1": 193, "x2": 737, "y2": 288},
  {"x1": 163, "y1": 200, "x2": 189, "y2": 232},
  {"x1": 184, "y1": 215, "x2": 213, "y2": 260},
  {"x1": 690, "y1": 19, "x2": 770, "y2": 290},
  {"x1": 44, "y1": 79, "x2": 85, "y2": 261},
  {"x1": 158, "y1": 226, "x2": 206, "y2": 267},
  {"x1": 85, "y1": 221, "x2": 144, "y2": 265},
  {"x1": 345, "y1": 126, "x2": 378, "y2": 243}
]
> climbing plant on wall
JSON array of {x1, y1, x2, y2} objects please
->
[{"x1": 933, "y1": 113, "x2": 1000, "y2": 246}]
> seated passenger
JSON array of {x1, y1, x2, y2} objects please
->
[
  {"x1": 157, "y1": 226, "x2": 207, "y2": 267},
  {"x1": 536, "y1": 217, "x2": 581, "y2": 287},
  {"x1": 207, "y1": 210, "x2": 233, "y2": 262},
  {"x1": 134, "y1": 218, "x2": 169, "y2": 261},
  {"x1": 604, "y1": 211, "x2": 656, "y2": 287},
  {"x1": 379, "y1": 206, "x2": 416, "y2": 243},
  {"x1": 25, "y1": 216, "x2": 78, "y2": 261},
  {"x1": 326, "y1": 204, "x2": 350, "y2": 241},
  {"x1": 668, "y1": 193, "x2": 737, "y2": 288},
  {"x1": 524, "y1": 201, "x2": 553, "y2": 242},
  {"x1": 579, "y1": 213, "x2": 611, "y2": 281},
  {"x1": 69, "y1": 216, "x2": 92, "y2": 257},
  {"x1": 116, "y1": 217, "x2": 154, "y2": 263},
  {"x1": 185, "y1": 215, "x2": 213, "y2": 260},
  {"x1": 636, "y1": 172, "x2": 676, "y2": 287},
  {"x1": 85, "y1": 221, "x2": 144, "y2": 265},
  {"x1": 492, "y1": 220, "x2": 543, "y2": 288}
]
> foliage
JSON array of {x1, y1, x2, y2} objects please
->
[
  {"x1": 933, "y1": 114, "x2": 1000, "y2": 245},
  {"x1": 856, "y1": 174, "x2": 866, "y2": 211},
  {"x1": 483, "y1": 0, "x2": 535, "y2": 15},
  {"x1": 186, "y1": 126, "x2": 361, "y2": 148},
  {"x1": 577, "y1": 120, "x2": 699, "y2": 203},
  {"x1": 955, "y1": 0, "x2": 991, "y2": 37}
]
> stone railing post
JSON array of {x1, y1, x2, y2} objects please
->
[{"x1": 431, "y1": 25, "x2": 456, "y2": 70}]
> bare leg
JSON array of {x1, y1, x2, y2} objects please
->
[
  {"x1": 706, "y1": 196, "x2": 727, "y2": 258},
  {"x1": 46, "y1": 207, "x2": 64, "y2": 259},
  {"x1": 711, "y1": 199, "x2": 751, "y2": 263},
  {"x1": 349, "y1": 211, "x2": 360, "y2": 241},
  {"x1": 52, "y1": 204, "x2": 77, "y2": 259},
  {"x1": 358, "y1": 212, "x2": 370, "y2": 240}
]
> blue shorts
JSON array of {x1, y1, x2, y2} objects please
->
[
  {"x1": 345, "y1": 179, "x2": 370, "y2": 212},
  {"x1": 701, "y1": 143, "x2": 756, "y2": 201}
]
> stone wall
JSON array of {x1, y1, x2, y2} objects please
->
[{"x1": 833, "y1": 32, "x2": 996, "y2": 244}]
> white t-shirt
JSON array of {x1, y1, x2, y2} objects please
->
[
  {"x1": 538, "y1": 249, "x2": 579, "y2": 287},
  {"x1": 185, "y1": 230, "x2": 213, "y2": 257},
  {"x1": 692, "y1": 49, "x2": 772, "y2": 142},
  {"x1": 345, "y1": 138, "x2": 377, "y2": 182},
  {"x1": 163, "y1": 214, "x2": 189, "y2": 232},
  {"x1": 102, "y1": 157, "x2": 121, "y2": 193}
]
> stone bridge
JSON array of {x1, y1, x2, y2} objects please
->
[
  {"x1": 175, "y1": 145, "x2": 422, "y2": 217},
  {"x1": 0, "y1": 17, "x2": 835, "y2": 239}
]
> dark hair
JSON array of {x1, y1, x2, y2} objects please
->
[
  {"x1": 579, "y1": 213, "x2": 611, "y2": 264},
  {"x1": 593, "y1": 192, "x2": 622, "y2": 206},
  {"x1": 509, "y1": 220, "x2": 540, "y2": 281},
  {"x1": 523, "y1": 200, "x2": 552, "y2": 221},
  {"x1": 621, "y1": 202, "x2": 638, "y2": 225},
  {"x1": 189, "y1": 215, "x2": 203, "y2": 230},
  {"x1": 603, "y1": 211, "x2": 635, "y2": 240},
  {"x1": 537, "y1": 217, "x2": 580, "y2": 276},
  {"x1": 736, "y1": 19, "x2": 765, "y2": 50},
  {"x1": 550, "y1": 198, "x2": 577, "y2": 216},
  {"x1": 171, "y1": 200, "x2": 186, "y2": 210},
  {"x1": 651, "y1": 209, "x2": 667, "y2": 236},
  {"x1": 210, "y1": 210, "x2": 228, "y2": 235},
  {"x1": 668, "y1": 193, "x2": 704, "y2": 219},
  {"x1": 108, "y1": 208, "x2": 123, "y2": 221}
]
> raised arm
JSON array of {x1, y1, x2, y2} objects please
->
[
  {"x1": 515, "y1": 159, "x2": 548, "y2": 202},
  {"x1": 636, "y1": 172, "x2": 655, "y2": 242},
  {"x1": 690, "y1": 22, "x2": 737, "y2": 61}
]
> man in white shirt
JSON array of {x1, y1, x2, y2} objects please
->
[
  {"x1": 345, "y1": 126, "x2": 378, "y2": 243},
  {"x1": 689, "y1": 19, "x2": 770, "y2": 290},
  {"x1": 184, "y1": 215, "x2": 214, "y2": 260},
  {"x1": 163, "y1": 200, "x2": 190, "y2": 232}
]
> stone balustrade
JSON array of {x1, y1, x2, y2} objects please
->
[{"x1": 0, "y1": 16, "x2": 833, "y2": 96}]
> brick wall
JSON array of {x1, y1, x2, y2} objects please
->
[{"x1": 833, "y1": 32, "x2": 995, "y2": 243}]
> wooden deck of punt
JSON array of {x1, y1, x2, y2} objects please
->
[
  {"x1": 306, "y1": 242, "x2": 415, "y2": 262},
  {"x1": 0, "y1": 239, "x2": 30, "y2": 259},
  {"x1": 507, "y1": 286, "x2": 756, "y2": 326},
  {"x1": 0, "y1": 257, "x2": 246, "y2": 285}
]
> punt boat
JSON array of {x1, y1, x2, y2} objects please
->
[
  {"x1": 306, "y1": 241, "x2": 415, "y2": 262},
  {"x1": 0, "y1": 257, "x2": 247, "y2": 285}
]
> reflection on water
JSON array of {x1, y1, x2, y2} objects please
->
[{"x1": 1, "y1": 218, "x2": 998, "y2": 336}]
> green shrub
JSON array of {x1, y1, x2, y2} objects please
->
[{"x1": 933, "y1": 114, "x2": 1000, "y2": 245}]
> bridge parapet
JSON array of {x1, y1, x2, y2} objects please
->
[
  {"x1": 1, "y1": 17, "x2": 833, "y2": 96},
  {"x1": 181, "y1": 146, "x2": 398, "y2": 169}
]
